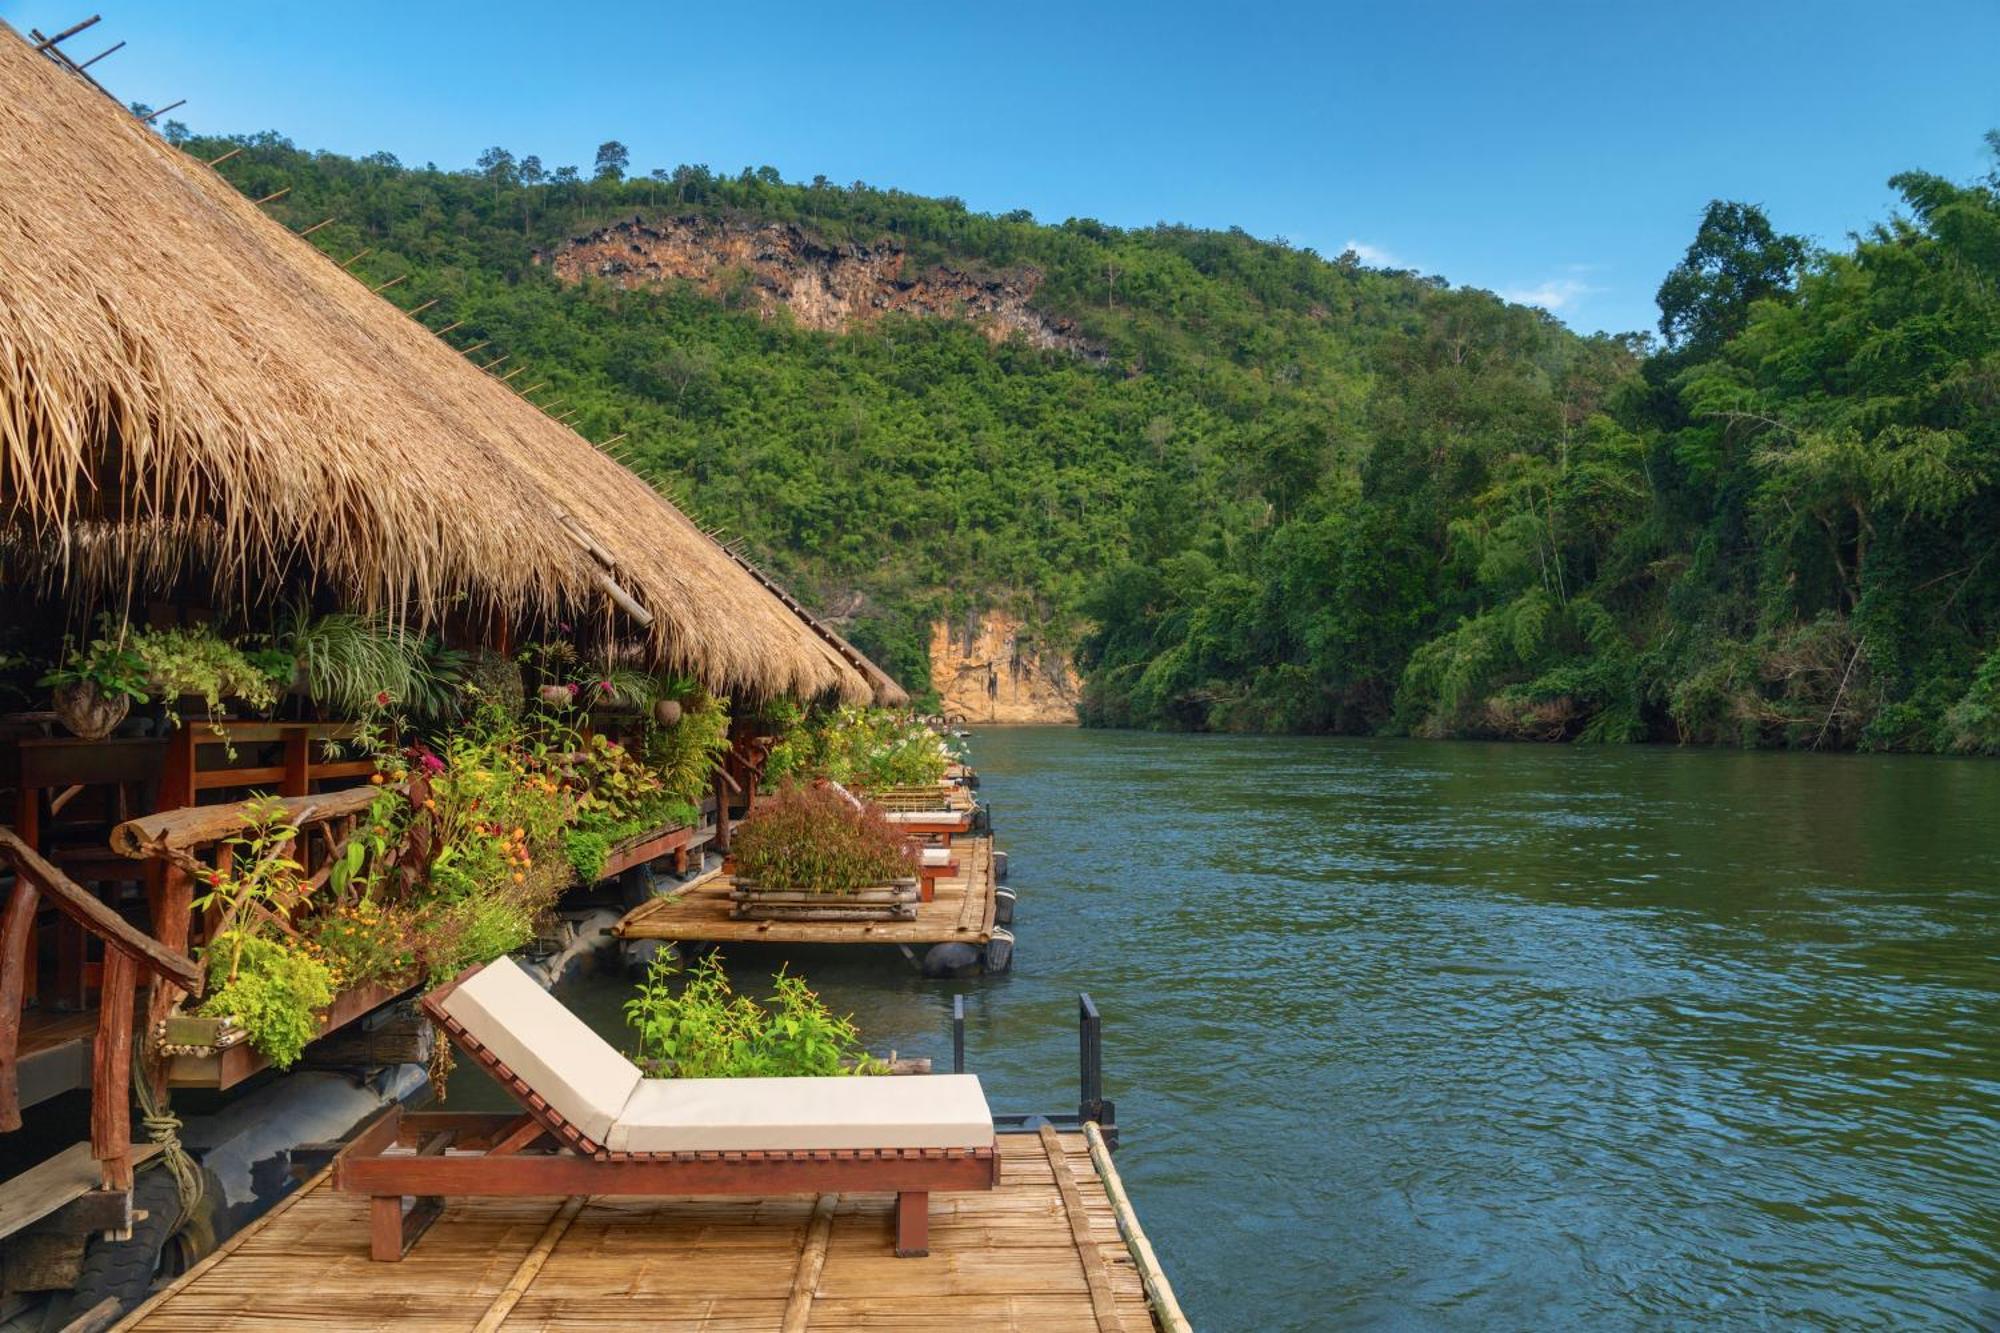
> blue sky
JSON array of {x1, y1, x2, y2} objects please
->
[{"x1": 9, "y1": 1, "x2": 1996, "y2": 335}]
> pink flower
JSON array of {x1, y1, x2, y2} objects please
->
[
  {"x1": 566, "y1": 682, "x2": 580, "y2": 696},
  {"x1": 374, "y1": 690, "x2": 392, "y2": 707},
  {"x1": 598, "y1": 680, "x2": 613, "y2": 694}
]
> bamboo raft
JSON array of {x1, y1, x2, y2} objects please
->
[
  {"x1": 616, "y1": 835, "x2": 999, "y2": 948},
  {"x1": 117, "y1": 1127, "x2": 1178, "y2": 1331}
]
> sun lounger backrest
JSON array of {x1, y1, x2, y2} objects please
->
[{"x1": 438, "y1": 957, "x2": 641, "y2": 1145}]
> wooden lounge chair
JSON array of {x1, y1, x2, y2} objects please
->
[
  {"x1": 334, "y1": 958, "x2": 997, "y2": 1260},
  {"x1": 916, "y1": 845, "x2": 960, "y2": 902}
]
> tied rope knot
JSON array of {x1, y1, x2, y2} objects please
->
[{"x1": 133, "y1": 1048, "x2": 204, "y2": 1233}]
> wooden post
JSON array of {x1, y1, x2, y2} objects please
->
[
  {"x1": 145, "y1": 862, "x2": 196, "y2": 1099},
  {"x1": 712, "y1": 769, "x2": 731, "y2": 855},
  {"x1": 894, "y1": 1190, "x2": 929, "y2": 1257},
  {"x1": 0, "y1": 879, "x2": 42, "y2": 1130},
  {"x1": 282, "y1": 727, "x2": 310, "y2": 797},
  {"x1": 92, "y1": 948, "x2": 137, "y2": 1192}
]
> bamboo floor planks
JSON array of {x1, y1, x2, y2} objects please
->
[{"x1": 119, "y1": 1133, "x2": 1158, "y2": 1332}]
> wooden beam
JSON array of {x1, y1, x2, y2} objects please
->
[
  {"x1": 204, "y1": 146, "x2": 243, "y2": 168},
  {"x1": 297, "y1": 215, "x2": 334, "y2": 236},
  {"x1": 1041, "y1": 1124, "x2": 1125, "y2": 1332},
  {"x1": 0, "y1": 878, "x2": 41, "y2": 1131},
  {"x1": 92, "y1": 949, "x2": 137, "y2": 1194},
  {"x1": 370, "y1": 274, "x2": 407, "y2": 294},
  {"x1": 0, "y1": 829, "x2": 199, "y2": 991},
  {"x1": 111, "y1": 785, "x2": 378, "y2": 857},
  {"x1": 252, "y1": 185, "x2": 291, "y2": 205},
  {"x1": 139, "y1": 98, "x2": 186, "y2": 122}
]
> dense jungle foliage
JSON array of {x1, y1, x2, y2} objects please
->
[{"x1": 172, "y1": 123, "x2": 2000, "y2": 750}]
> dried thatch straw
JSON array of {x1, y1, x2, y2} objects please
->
[{"x1": 0, "y1": 25, "x2": 886, "y2": 704}]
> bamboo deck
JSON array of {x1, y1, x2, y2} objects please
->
[
  {"x1": 118, "y1": 1129, "x2": 1162, "y2": 1331},
  {"x1": 615, "y1": 835, "x2": 998, "y2": 948}
]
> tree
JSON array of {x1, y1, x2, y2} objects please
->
[
  {"x1": 1655, "y1": 200, "x2": 1807, "y2": 357},
  {"x1": 519, "y1": 155, "x2": 546, "y2": 186},
  {"x1": 593, "y1": 140, "x2": 630, "y2": 181},
  {"x1": 475, "y1": 146, "x2": 518, "y2": 186}
]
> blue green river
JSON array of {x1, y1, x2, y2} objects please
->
[{"x1": 542, "y1": 728, "x2": 2000, "y2": 1329}]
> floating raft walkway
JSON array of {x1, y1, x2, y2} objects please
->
[
  {"x1": 616, "y1": 833, "x2": 999, "y2": 949},
  {"x1": 118, "y1": 1126, "x2": 1181, "y2": 1331}
]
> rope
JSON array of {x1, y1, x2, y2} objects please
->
[{"x1": 133, "y1": 1048, "x2": 204, "y2": 1233}]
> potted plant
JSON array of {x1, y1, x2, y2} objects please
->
[
  {"x1": 39, "y1": 632, "x2": 150, "y2": 739},
  {"x1": 127, "y1": 624, "x2": 283, "y2": 725},
  {"x1": 727, "y1": 783, "x2": 918, "y2": 922}
]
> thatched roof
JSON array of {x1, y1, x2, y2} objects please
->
[{"x1": 0, "y1": 26, "x2": 876, "y2": 704}]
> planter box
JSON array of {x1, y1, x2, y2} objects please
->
[
  {"x1": 730, "y1": 877, "x2": 920, "y2": 922},
  {"x1": 162, "y1": 974, "x2": 418, "y2": 1090}
]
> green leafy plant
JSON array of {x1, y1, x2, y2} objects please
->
[
  {"x1": 643, "y1": 683, "x2": 730, "y2": 805},
  {"x1": 809, "y1": 707, "x2": 951, "y2": 789},
  {"x1": 189, "y1": 797, "x2": 309, "y2": 982},
  {"x1": 127, "y1": 624, "x2": 281, "y2": 722},
  {"x1": 624, "y1": 951, "x2": 881, "y2": 1077},
  {"x1": 730, "y1": 782, "x2": 914, "y2": 893},
  {"x1": 271, "y1": 607, "x2": 445, "y2": 717},
  {"x1": 195, "y1": 932, "x2": 336, "y2": 1069},
  {"x1": 38, "y1": 626, "x2": 151, "y2": 702}
]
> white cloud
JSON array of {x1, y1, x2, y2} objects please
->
[
  {"x1": 1497, "y1": 276, "x2": 1598, "y2": 313},
  {"x1": 1342, "y1": 238, "x2": 1406, "y2": 268}
]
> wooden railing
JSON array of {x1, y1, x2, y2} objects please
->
[
  {"x1": 111, "y1": 787, "x2": 386, "y2": 1089},
  {"x1": 0, "y1": 827, "x2": 199, "y2": 1191}
]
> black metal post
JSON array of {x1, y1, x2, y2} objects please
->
[
  {"x1": 952, "y1": 994, "x2": 966, "y2": 1074},
  {"x1": 1078, "y1": 993, "x2": 1103, "y2": 1120}
]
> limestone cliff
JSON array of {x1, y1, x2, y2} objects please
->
[
  {"x1": 930, "y1": 611, "x2": 1079, "y2": 725},
  {"x1": 540, "y1": 214, "x2": 1101, "y2": 358}
]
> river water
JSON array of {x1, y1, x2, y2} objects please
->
[{"x1": 513, "y1": 728, "x2": 2000, "y2": 1330}]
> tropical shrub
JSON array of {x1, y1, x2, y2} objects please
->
[
  {"x1": 731, "y1": 782, "x2": 913, "y2": 893},
  {"x1": 624, "y1": 951, "x2": 881, "y2": 1077}
]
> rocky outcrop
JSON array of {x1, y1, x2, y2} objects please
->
[
  {"x1": 539, "y1": 214, "x2": 1100, "y2": 357},
  {"x1": 930, "y1": 611, "x2": 1078, "y2": 725}
]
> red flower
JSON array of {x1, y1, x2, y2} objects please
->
[
  {"x1": 566, "y1": 682, "x2": 580, "y2": 696},
  {"x1": 374, "y1": 690, "x2": 392, "y2": 707}
]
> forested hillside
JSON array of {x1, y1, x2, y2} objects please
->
[{"x1": 171, "y1": 123, "x2": 2000, "y2": 750}]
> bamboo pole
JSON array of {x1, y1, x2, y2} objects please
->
[
  {"x1": 517, "y1": 381, "x2": 548, "y2": 396},
  {"x1": 205, "y1": 146, "x2": 243, "y2": 168},
  {"x1": 407, "y1": 297, "x2": 440, "y2": 317},
  {"x1": 498, "y1": 365, "x2": 527, "y2": 383},
  {"x1": 433, "y1": 319, "x2": 465, "y2": 336},
  {"x1": 139, "y1": 98, "x2": 186, "y2": 122},
  {"x1": 77, "y1": 41, "x2": 125, "y2": 71},
  {"x1": 370, "y1": 274, "x2": 407, "y2": 294},
  {"x1": 339, "y1": 247, "x2": 372, "y2": 268},
  {"x1": 33, "y1": 16, "x2": 100, "y2": 52},
  {"x1": 459, "y1": 340, "x2": 491, "y2": 357},
  {"x1": 781, "y1": 1194, "x2": 837, "y2": 1332},
  {"x1": 1085, "y1": 1120, "x2": 1190, "y2": 1333},
  {"x1": 252, "y1": 185, "x2": 291, "y2": 205},
  {"x1": 297, "y1": 215, "x2": 334, "y2": 236},
  {"x1": 472, "y1": 1196, "x2": 586, "y2": 1332}
]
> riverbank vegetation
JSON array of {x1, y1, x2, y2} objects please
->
[{"x1": 166, "y1": 126, "x2": 2000, "y2": 750}]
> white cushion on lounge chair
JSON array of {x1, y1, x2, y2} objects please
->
[
  {"x1": 440, "y1": 957, "x2": 640, "y2": 1145},
  {"x1": 885, "y1": 809, "x2": 965, "y2": 824},
  {"x1": 605, "y1": 1074, "x2": 994, "y2": 1154},
  {"x1": 920, "y1": 847, "x2": 952, "y2": 867}
]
